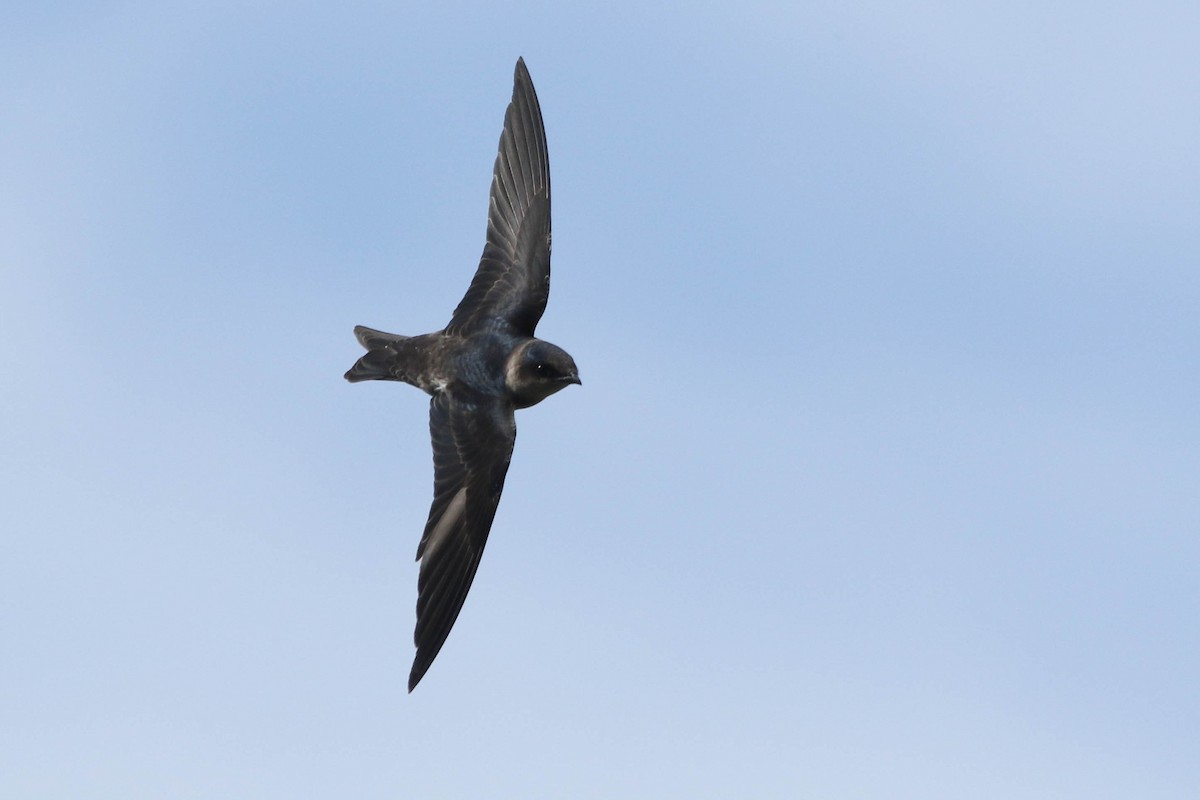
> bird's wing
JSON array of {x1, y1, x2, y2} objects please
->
[
  {"x1": 409, "y1": 391, "x2": 516, "y2": 691},
  {"x1": 447, "y1": 57, "x2": 551, "y2": 338}
]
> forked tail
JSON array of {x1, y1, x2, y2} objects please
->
[{"x1": 344, "y1": 325, "x2": 411, "y2": 383}]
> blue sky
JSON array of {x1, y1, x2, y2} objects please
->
[{"x1": 2, "y1": 2, "x2": 1197, "y2": 797}]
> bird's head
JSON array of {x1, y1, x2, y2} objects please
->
[{"x1": 506, "y1": 339, "x2": 581, "y2": 408}]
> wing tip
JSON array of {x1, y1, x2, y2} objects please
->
[
  {"x1": 514, "y1": 57, "x2": 536, "y2": 98},
  {"x1": 408, "y1": 637, "x2": 444, "y2": 692},
  {"x1": 407, "y1": 662, "x2": 425, "y2": 692}
]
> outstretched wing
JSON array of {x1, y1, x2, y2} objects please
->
[
  {"x1": 409, "y1": 392, "x2": 516, "y2": 691},
  {"x1": 447, "y1": 57, "x2": 551, "y2": 338}
]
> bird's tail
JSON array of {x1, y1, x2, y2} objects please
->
[{"x1": 344, "y1": 325, "x2": 411, "y2": 383}]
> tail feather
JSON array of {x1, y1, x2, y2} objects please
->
[
  {"x1": 353, "y1": 325, "x2": 408, "y2": 349},
  {"x1": 345, "y1": 325, "x2": 410, "y2": 383}
]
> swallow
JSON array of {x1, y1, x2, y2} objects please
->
[{"x1": 345, "y1": 58, "x2": 579, "y2": 691}]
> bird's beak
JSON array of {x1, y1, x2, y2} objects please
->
[{"x1": 568, "y1": 374, "x2": 582, "y2": 386}]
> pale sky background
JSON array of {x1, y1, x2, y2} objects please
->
[{"x1": 2, "y1": 2, "x2": 1198, "y2": 798}]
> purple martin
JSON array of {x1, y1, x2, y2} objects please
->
[{"x1": 345, "y1": 58, "x2": 579, "y2": 691}]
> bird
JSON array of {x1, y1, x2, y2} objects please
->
[{"x1": 345, "y1": 58, "x2": 579, "y2": 691}]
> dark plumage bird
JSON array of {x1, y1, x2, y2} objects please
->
[{"x1": 345, "y1": 58, "x2": 579, "y2": 691}]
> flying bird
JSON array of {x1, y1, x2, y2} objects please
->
[{"x1": 345, "y1": 58, "x2": 579, "y2": 691}]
